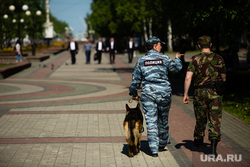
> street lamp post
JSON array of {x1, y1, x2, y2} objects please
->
[
  {"x1": 87, "y1": 21, "x2": 95, "y2": 40},
  {"x1": 9, "y1": 4, "x2": 28, "y2": 41},
  {"x1": 1, "y1": 15, "x2": 8, "y2": 49},
  {"x1": 25, "y1": 10, "x2": 42, "y2": 56}
]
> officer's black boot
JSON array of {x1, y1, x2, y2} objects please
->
[
  {"x1": 211, "y1": 139, "x2": 218, "y2": 158},
  {"x1": 194, "y1": 138, "x2": 204, "y2": 152},
  {"x1": 152, "y1": 153, "x2": 158, "y2": 157}
]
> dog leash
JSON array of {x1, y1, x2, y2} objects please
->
[{"x1": 128, "y1": 96, "x2": 141, "y2": 103}]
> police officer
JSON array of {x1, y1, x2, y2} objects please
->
[
  {"x1": 129, "y1": 36, "x2": 183, "y2": 157},
  {"x1": 183, "y1": 36, "x2": 226, "y2": 157}
]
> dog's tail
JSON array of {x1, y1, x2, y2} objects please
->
[
  {"x1": 124, "y1": 121, "x2": 134, "y2": 145},
  {"x1": 129, "y1": 121, "x2": 135, "y2": 143}
]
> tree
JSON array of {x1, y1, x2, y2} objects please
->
[
  {"x1": 50, "y1": 15, "x2": 68, "y2": 36},
  {"x1": 181, "y1": 0, "x2": 250, "y2": 51},
  {"x1": 0, "y1": 0, "x2": 46, "y2": 54},
  {"x1": 0, "y1": 1, "x2": 13, "y2": 49},
  {"x1": 23, "y1": 0, "x2": 46, "y2": 55},
  {"x1": 88, "y1": 0, "x2": 114, "y2": 37},
  {"x1": 87, "y1": 0, "x2": 250, "y2": 52}
]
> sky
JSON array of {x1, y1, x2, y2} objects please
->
[{"x1": 50, "y1": 0, "x2": 92, "y2": 39}]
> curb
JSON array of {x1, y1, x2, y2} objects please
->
[{"x1": 0, "y1": 62, "x2": 31, "y2": 79}]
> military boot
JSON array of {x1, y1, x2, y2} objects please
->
[
  {"x1": 211, "y1": 139, "x2": 218, "y2": 157},
  {"x1": 194, "y1": 138, "x2": 204, "y2": 152},
  {"x1": 159, "y1": 146, "x2": 165, "y2": 152}
]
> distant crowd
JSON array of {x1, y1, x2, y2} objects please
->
[{"x1": 67, "y1": 37, "x2": 138, "y2": 65}]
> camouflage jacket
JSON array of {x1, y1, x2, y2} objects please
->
[
  {"x1": 129, "y1": 49, "x2": 182, "y2": 96},
  {"x1": 187, "y1": 52, "x2": 226, "y2": 87}
]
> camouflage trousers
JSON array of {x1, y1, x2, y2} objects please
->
[
  {"x1": 193, "y1": 88, "x2": 223, "y2": 141},
  {"x1": 141, "y1": 92, "x2": 171, "y2": 154}
]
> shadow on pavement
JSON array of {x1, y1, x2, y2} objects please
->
[
  {"x1": 121, "y1": 140, "x2": 151, "y2": 157},
  {"x1": 175, "y1": 140, "x2": 211, "y2": 155}
]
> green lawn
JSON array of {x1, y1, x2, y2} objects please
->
[
  {"x1": 223, "y1": 91, "x2": 250, "y2": 124},
  {"x1": 0, "y1": 64, "x2": 14, "y2": 68}
]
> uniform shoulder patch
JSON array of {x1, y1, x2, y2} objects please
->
[{"x1": 144, "y1": 59, "x2": 163, "y2": 66}]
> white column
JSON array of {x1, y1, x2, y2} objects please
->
[
  {"x1": 46, "y1": 0, "x2": 50, "y2": 23},
  {"x1": 44, "y1": 0, "x2": 54, "y2": 38}
]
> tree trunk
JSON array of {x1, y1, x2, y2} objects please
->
[
  {"x1": 167, "y1": 19, "x2": 173, "y2": 51},
  {"x1": 149, "y1": 17, "x2": 153, "y2": 38},
  {"x1": 143, "y1": 18, "x2": 148, "y2": 42},
  {"x1": 0, "y1": 20, "x2": 2, "y2": 50}
]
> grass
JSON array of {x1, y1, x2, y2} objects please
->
[
  {"x1": 0, "y1": 64, "x2": 14, "y2": 68},
  {"x1": 222, "y1": 71, "x2": 250, "y2": 125},
  {"x1": 223, "y1": 91, "x2": 250, "y2": 124}
]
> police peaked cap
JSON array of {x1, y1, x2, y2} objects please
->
[{"x1": 146, "y1": 36, "x2": 166, "y2": 45}]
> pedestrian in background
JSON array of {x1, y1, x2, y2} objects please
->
[
  {"x1": 183, "y1": 36, "x2": 226, "y2": 157},
  {"x1": 96, "y1": 37, "x2": 105, "y2": 64},
  {"x1": 67, "y1": 38, "x2": 79, "y2": 64},
  {"x1": 129, "y1": 36, "x2": 183, "y2": 157},
  {"x1": 107, "y1": 37, "x2": 117, "y2": 64},
  {"x1": 15, "y1": 40, "x2": 22, "y2": 63},
  {"x1": 83, "y1": 39, "x2": 93, "y2": 64},
  {"x1": 128, "y1": 37, "x2": 135, "y2": 63}
]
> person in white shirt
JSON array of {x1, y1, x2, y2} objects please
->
[
  {"x1": 107, "y1": 37, "x2": 117, "y2": 64},
  {"x1": 15, "y1": 40, "x2": 22, "y2": 63},
  {"x1": 95, "y1": 37, "x2": 105, "y2": 64},
  {"x1": 128, "y1": 37, "x2": 135, "y2": 63},
  {"x1": 67, "y1": 38, "x2": 79, "y2": 64}
]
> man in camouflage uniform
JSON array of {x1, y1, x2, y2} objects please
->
[
  {"x1": 129, "y1": 36, "x2": 183, "y2": 157},
  {"x1": 183, "y1": 36, "x2": 226, "y2": 156}
]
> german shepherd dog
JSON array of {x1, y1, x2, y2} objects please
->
[{"x1": 123, "y1": 103, "x2": 144, "y2": 157}]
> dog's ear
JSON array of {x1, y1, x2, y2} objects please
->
[
  {"x1": 126, "y1": 104, "x2": 130, "y2": 111},
  {"x1": 136, "y1": 103, "x2": 140, "y2": 109}
]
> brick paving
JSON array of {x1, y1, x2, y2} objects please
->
[{"x1": 0, "y1": 49, "x2": 249, "y2": 167}]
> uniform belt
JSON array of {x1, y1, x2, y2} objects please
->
[{"x1": 195, "y1": 84, "x2": 214, "y2": 89}]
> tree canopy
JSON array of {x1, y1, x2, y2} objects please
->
[
  {"x1": 50, "y1": 15, "x2": 69, "y2": 36},
  {"x1": 0, "y1": 0, "x2": 68, "y2": 48},
  {"x1": 86, "y1": 0, "x2": 250, "y2": 51}
]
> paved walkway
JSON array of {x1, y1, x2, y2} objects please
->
[{"x1": 0, "y1": 49, "x2": 249, "y2": 167}]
